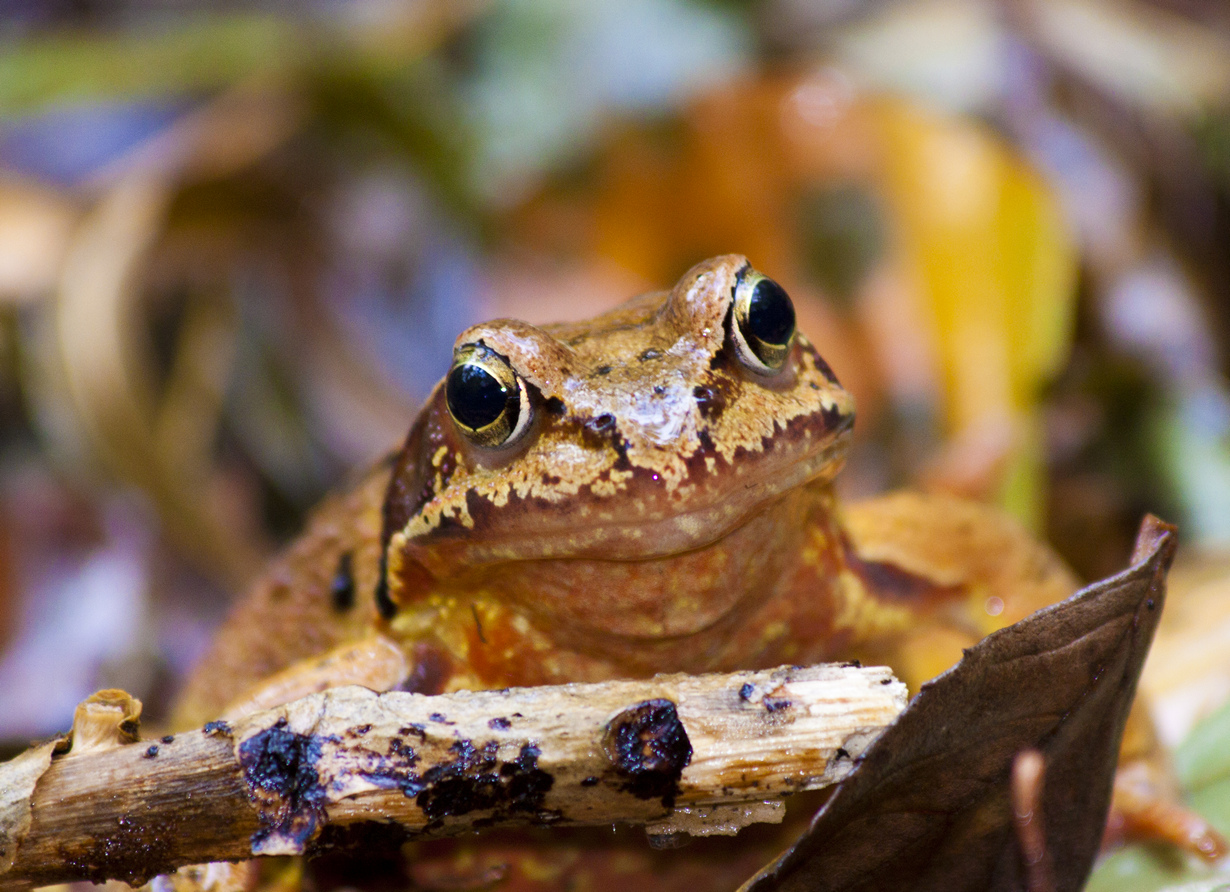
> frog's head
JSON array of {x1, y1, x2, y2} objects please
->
[{"x1": 380, "y1": 255, "x2": 854, "y2": 633}]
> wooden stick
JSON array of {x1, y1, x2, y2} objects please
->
[{"x1": 0, "y1": 663, "x2": 905, "y2": 889}]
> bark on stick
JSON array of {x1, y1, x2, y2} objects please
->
[{"x1": 0, "y1": 663, "x2": 905, "y2": 889}]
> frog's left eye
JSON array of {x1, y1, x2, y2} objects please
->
[
  {"x1": 730, "y1": 271, "x2": 796, "y2": 374},
  {"x1": 446, "y1": 344, "x2": 533, "y2": 448}
]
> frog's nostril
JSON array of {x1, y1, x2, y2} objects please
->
[
  {"x1": 588, "y1": 413, "x2": 616, "y2": 435},
  {"x1": 693, "y1": 384, "x2": 727, "y2": 422},
  {"x1": 822, "y1": 405, "x2": 854, "y2": 433}
]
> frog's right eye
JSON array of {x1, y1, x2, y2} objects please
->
[
  {"x1": 729, "y1": 270, "x2": 796, "y2": 374},
  {"x1": 446, "y1": 344, "x2": 533, "y2": 448}
]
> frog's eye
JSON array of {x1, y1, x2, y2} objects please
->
[
  {"x1": 730, "y1": 271, "x2": 796, "y2": 374},
  {"x1": 446, "y1": 344, "x2": 532, "y2": 448}
]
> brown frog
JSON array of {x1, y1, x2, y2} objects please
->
[{"x1": 176, "y1": 255, "x2": 1207, "y2": 888}]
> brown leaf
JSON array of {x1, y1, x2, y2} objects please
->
[{"x1": 741, "y1": 515, "x2": 1176, "y2": 892}]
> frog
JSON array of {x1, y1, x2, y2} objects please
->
[{"x1": 175, "y1": 255, "x2": 1216, "y2": 889}]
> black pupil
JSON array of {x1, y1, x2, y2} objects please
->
[
  {"x1": 748, "y1": 278, "x2": 795, "y2": 346},
  {"x1": 447, "y1": 363, "x2": 512, "y2": 431}
]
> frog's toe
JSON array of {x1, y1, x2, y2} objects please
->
[{"x1": 1107, "y1": 760, "x2": 1228, "y2": 861}]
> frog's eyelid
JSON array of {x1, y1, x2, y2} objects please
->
[
  {"x1": 504, "y1": 375, "x2": 534, "y2": 444},
  {"x1": 727, "y1": 298, "x2": 767, "y2": 373}
]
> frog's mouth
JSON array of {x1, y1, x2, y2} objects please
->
[
  {"x1": 389, "y1": 413, "x2": 851, "y2": 640},
  {"x1": 404, "y1": 410, "x2": 853, "y2": 574}
]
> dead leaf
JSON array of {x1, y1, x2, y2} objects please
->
[
  {"x1": 0, "y1": 178, "x2": 78, "y2": 302},
  {"x1": 741, "y1": 515, "x2": 1175, "y2": 892}
]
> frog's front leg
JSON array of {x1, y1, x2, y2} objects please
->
[
  {"x1": 213, "y1": 634, "x2": 409, "y2": 721},
  {"x1": 174, "y1": 463, "x2": 395, "y2": 730},
  {"x1": 840, "y1": 490, "x2": 1079, "y2": 687},
  {"x1": 841, "y1": 489, "x2": 1225, "y2": 859}
]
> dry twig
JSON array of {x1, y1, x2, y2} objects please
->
[{"x1": 0, "y1": 662, "x2": 905, "y2": 889}]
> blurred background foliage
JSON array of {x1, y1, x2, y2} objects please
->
[{"x1": 0, "y1": 1, "x2": 1228, "y2": 887}]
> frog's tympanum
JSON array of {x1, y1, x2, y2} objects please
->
[{"x1": 175, "y1": 256, "x2": 1175, "y2": 889}]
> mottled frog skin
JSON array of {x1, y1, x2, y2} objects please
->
[{"x1": 178, "y1": 254, "x2": 1076, "y2": 728}]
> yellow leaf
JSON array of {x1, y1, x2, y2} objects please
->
[{"x1": 873, "y1": 98, "x2": 1077, "y2": 527}]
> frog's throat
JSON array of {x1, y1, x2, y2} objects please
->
[{"x1": 388, "y1": 480, "x2": 838, "y2": 644}]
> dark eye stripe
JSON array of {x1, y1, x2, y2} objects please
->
[{"x1": 374, "y1": 554, "x2": 397, "y2": 620}]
